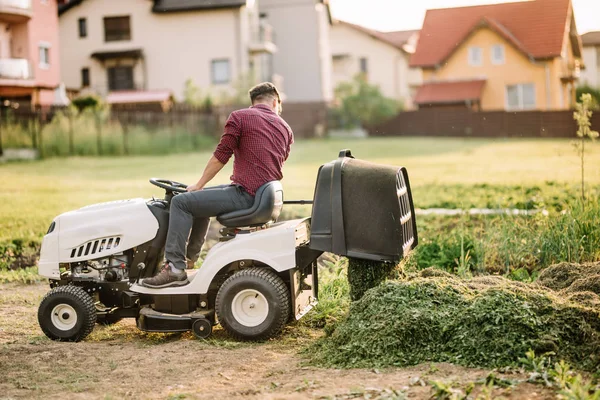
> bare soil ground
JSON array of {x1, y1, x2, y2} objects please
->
[{"x1": 0, "y1": 283, "x2": 555, "y2": 400}]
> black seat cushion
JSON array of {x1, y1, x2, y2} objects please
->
[{"x1": 217, "y1": 181, "x2": 283, "y2": 228}]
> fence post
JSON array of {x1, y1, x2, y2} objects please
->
[
  {"x1": 0, "y1": 108, "x2": 3, "y2": 157},
  {"x1": 122, "y1": 111, "x2": 130, "y2": 156},
  {"x1": 37, "y1": 112, "x2": 43, "y2": 158},
  {"x1": 95, "y1": 109, "x2": 102, "y2": 156},
  {"x1": 169, "y1": 111, "x2": 176, "y2": 147},
  {"x1": 68, "y1": 107, "x2": 75, "y2": 155}
]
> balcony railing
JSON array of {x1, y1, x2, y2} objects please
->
[
  {"x1": 561, "y1": 60, "x2": 581, "y2": 82},
  {"x1": 249, "y1": 21, "x2": 277, "y2": 54},
  {"x1": 0, "y1": 0, "x2": 32, "y2": 22},
  {"x1": 0, "y1": 58, "x2": 33, "y2": 80}
]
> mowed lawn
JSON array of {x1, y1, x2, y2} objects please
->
[{"x1": 2, "y1": 137, "x2": 599, "y2": 243}]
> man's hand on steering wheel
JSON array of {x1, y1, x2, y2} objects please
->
[{"x1": 186, "y1": 183, "x2": 204, "y2": 192}]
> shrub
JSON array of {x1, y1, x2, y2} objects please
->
[
  {"x1": 576, "y1": 85, "x2": 600, "y2": 109},
  {"x1": 330, "y1": 74, "x2": 400, "y2": 129},
  {"x1": 71, "y1": 95, "x2": 101, "y2": 112}
]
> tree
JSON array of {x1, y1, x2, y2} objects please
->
[
  {"x1": 331, "y1": 74, "x2": 401, "y2": 130},
  {"x1": 572, "y1": 93, "x2": 599, "y2": 202},
  {"x1": 576, "y1": 84, "x2": 600, "y2": 110},
  {"x1": 183, "y1": 79, "x2": 203, "y2": 107}
]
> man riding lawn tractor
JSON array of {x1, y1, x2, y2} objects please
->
[
  {"x1": 35, "y1": 82, "x2": 417, "y2": 342},
  {"x1": 143, "y1": 82, "x2": 293, "y2": 289}
]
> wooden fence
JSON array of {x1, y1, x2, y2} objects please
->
[
  {"x1": 0, "y1": 101, "x2": 327, "y2": 157},
  {"x1": 369, "y1": 109, "x2": 599, "y2": 138}
]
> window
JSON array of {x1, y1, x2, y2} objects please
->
[
  {"x1": 108, "y1": 66, "x2": 134, "y2": 91},
  {"x1": 81, "y1": 68, "x2": 90, "y2": 87},
  {"x1": 211, "y1": 59, "x2": 230, "y2": 84},
  {"x1": 506, "y1": 83, "x2": 536, "y2": 110},
  {"x1": 468, "y1": 46, "x2": 483, "y2": 66},
  {"x1": 491, "y1": 44, "x2": 505, "y2": 65},
  {"x1": 39, "y1": 43, "x2": 50, "y2": 68},
  {"x1": 78, "y1": 18, "x2": 87, "y2": 38},
  {"x1": 104, "y1": 16, "x2": 131, "y2": 42},
  {"x1": 359, "y1": 57, "x2": 368, "y2": 73}
]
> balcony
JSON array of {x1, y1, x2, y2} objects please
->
[
  {"x1": 0, "y1": 58, "x2": 33, "y2": 81},
  {"x1": 561, "y1": 60, "x2": 581, "y2": 83},
  {"x1": 0, "y1": 0, "x2": 32, "y2": 23},
  {"x1": 249, "y1": 21, "x2": 277, "y2": 54}
]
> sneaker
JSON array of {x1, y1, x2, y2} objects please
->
[{"x1": 142, "y1": 264, "x2": 188, "y2": 288}]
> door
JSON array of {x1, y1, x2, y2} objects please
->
[{"x1": 108, "y1": 66, "x2": 134, "y2": 91}]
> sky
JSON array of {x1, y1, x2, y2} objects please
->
[{"x1": 329, "y1": 0, "x2": 600, "y2": 34}]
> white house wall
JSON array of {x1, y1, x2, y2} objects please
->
[
  {"x1": 581, "y1": 46, "x2": 599, "y2": 88},
  {"x1": 59, "y1": 0, "x2": 248, "y2": 100},
  {"x1": 329, "y1": 24, "x2": 421, "y2": 109},
  {"x1": 259, "y1": 0, "x2": 332, "y2": 103}
]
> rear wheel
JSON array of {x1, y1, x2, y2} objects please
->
[
  {"x1": 38, "y1": 286, "x2": 96, "y2": 342},
  {"x1": 216, "y1": 268, "x2": 290, "y2": 341}
]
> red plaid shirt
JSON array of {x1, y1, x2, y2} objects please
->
[{"x1": 213, "y1": 104, "x2": 294, "y2": 195}]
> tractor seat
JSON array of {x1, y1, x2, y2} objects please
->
[{"x1": 217, "y1": 181, "x2": 283, "y2": 228}]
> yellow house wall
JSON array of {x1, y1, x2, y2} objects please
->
[{"x1": 422, "y1": 28, "x2": 571, "y2": 111}]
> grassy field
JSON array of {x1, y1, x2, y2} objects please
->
[
  {"x1": 2, "y1": 136, "x2": 599, "y2": 245},
  {"x1": 2, "y1": 137, "x2": 599, "y2": 399}
]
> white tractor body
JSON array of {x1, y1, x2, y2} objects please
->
[
  {"x1": 131, "y1": 217, "x2": 309, "y2": 295},
  {"x1": 38, "y1": 198, "x2": 159, "y2": 279}
]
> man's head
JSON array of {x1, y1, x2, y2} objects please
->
[{"x1": 249, "y1": 82, "x2": 282, "y2": 115}]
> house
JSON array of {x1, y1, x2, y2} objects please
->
[
  {"x1": 0, "y1": 0, "x2": 61, "y2": 107},
  {"x1": 329, "y1": 20, "x2": 421, "y2": 109},
  {"x1": 257, "y1": 0, "x2": 332, "y2": 137},
  {"x1": 58, "y1": 0, "x2": 277, "y2": 102},
  {"x1": 259, "y1": 0, "x2": 332, "y2": 105},
  {"x1": 580, "y1": 31, "x2": 600, "y2": 88},
  {"x1": 410, "y1": 0, "x2": 583, "y2": 111}
]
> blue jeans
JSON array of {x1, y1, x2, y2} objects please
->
[{"x1": 165, "y1": 184, "x2": 254, "y2": 270}]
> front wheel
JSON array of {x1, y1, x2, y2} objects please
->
[
  {"x1": 38, "y1": 286, "x2": 97, "y2": 342},
  {"x1": 216, "y1": 268, "x2": 290, "y2": 341}
]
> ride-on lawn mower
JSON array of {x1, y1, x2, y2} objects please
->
[{"x1": 37, "y1": 150, "x2": 418, "y2": 342}]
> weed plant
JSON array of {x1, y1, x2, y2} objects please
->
[{"x1": 408, "y1": 199, "x2": 600, "y2": 277}]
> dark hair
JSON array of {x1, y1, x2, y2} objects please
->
[{"x1": 249, "y1": 82, "x2": 281, "y2": 104}]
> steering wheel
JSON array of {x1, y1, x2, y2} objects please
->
[{"x1": 149, "y1": 178, "x2": 188, "y2": 194}]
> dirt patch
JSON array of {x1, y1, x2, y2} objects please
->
[{"x1": 0, "y1": 282, "x2": 556, "y2": 400}]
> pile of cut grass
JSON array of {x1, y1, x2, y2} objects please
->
[
  {"x1": 307, "y1": 265, "x2": 600, "y2": 371},
  {"x1": 537, "y1": 261, "x2": 600, "y2": 308}
]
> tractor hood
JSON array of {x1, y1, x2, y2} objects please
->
[{"x1": 40, "y1": 198, "x2": 159, "y2": 273}]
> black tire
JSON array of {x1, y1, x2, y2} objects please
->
[
  {"x1": 38, "y1": 286, "x2": 97, "y2": 342},
  {"x1": 216, "y1": 268, "x2": 290, "y2": 341},
  {"x1": 192, "y1": 318, "x2": 212, "y2": 339}
]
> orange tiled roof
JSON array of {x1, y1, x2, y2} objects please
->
[
  {"x1": 411, "y1": 0, "x2": 575, "y2": 68},
  {"x1": 414, "y1": 80, "x2": 486, "y2": 105}
]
